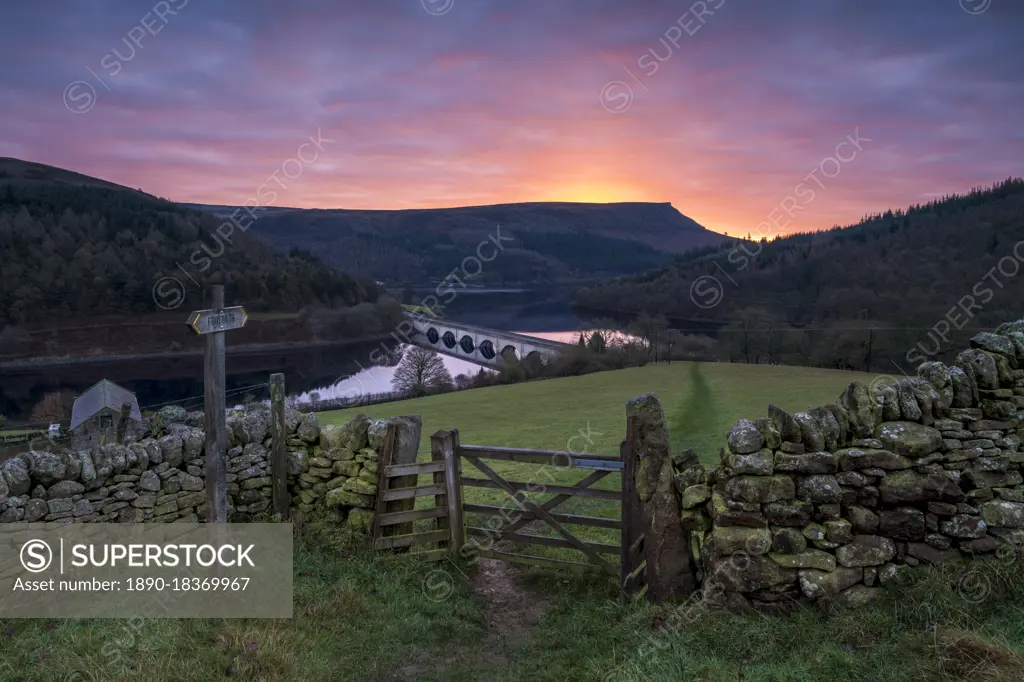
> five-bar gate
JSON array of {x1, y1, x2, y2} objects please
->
[{"x1": 371, "y1": 422, "x2": 648, "y2": 602}]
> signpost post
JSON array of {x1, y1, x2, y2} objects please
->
[
  {"x1": 269, "y1": 373, "x2": 289, "y2": 520},
  {"x1": 187, "y1": 285, "x2": 247, "y2": 523}
]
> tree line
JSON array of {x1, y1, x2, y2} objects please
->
[
  {"x1": 0, "y1": 182, "x2": 382, "y2": 326},
  {"x1": 575, "y1": 178, "x2": 1024, "y2": 372}
]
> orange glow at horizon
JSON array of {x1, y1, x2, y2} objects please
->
[
  {"x1": 2, "y1": 2, "x2": 1017, "y2": 242},
  {"x1": 52, "y1": 149, "x2": 1007, "y2": 241}
]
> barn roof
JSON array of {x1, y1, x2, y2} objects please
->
[{"x1": 70, "y1": 379, "x2": 142, "y2": 430}]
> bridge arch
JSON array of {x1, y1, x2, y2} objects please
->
[
  {"x1": 524, "y1": 350, "x2": 544, "y2": 373},
  {"x1": 403, "y1": 312, "x2": 569, "y2": 370},
  {"x1": 501, "y1": 345, "x2": 518, "y2": 364}
]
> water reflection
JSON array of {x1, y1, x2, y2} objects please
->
[
  {"x1": 297, "y1": 328, "x2": 640, "y2": 404},
  {"x1": 296, "y1": 346, "x2": 487, "y2": 403},
  {"x1": 1, "y1": 285, "x2": 633, "y2": 421}
]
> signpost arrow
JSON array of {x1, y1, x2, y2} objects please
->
[{"x1": 187, "y1": 306, "x2": 247, "y2": 335}]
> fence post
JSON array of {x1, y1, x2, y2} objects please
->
[
  {"x1": 432, "y1": 429, "x2": 464, "y2": 557},
  {"x1": 619, "y1": 415, "x2": 645, "y2": 603},
  {"x1": 448, "y1": 430, "x2": 465, "y2": 556},
  {"x1": 269, "y1": 373, "x2": 289, "y2": 520},
  {"x1": 626, "y1": 393, "x2": 699, "y2": 601},
  {"x1": 386, "y1": 416, "x2": 422, "y2": 537},
  {"x1": 370, "y1": 423, "x2": 397, "y2": 545},
  {"x1": 115, "y1": 402, "x2": 132, "y2": 444},
  {"x1": 431, "y1": 431, "x2": 450, "y2": 551},
  {"x1": 203, "y1": 284, "x2": 229, "y2": 524}
]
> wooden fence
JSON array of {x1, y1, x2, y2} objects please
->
[
  {"x1": 371, "y1": 424, "x2": 463, "y2": 561},
  {"x1": 0, "y1": 431, "x2": 47, "y2": 446}
]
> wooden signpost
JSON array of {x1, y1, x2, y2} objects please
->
[{"x1": 187, "y1": 285, "x2": 247, "y2": 523}]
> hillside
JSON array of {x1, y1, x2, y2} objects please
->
[
  {"x1": 0, "y1": 158, "x2": 384, "y2": 328},
  {"x1": 576, "y1": 178, "x2": 1024, "y2": 371},
  {"x1": 187, "y1": 201, "x2": 727, "y2": 285},
  {"x1": 0, "y1": 157, "x2": 131, "y2": 191}
]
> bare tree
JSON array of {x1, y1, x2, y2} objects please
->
[
  {"x1": 391, "y1": 347, "x2": 453, "y2": 396},
  {"x1": 30, "y1": 390, "x2": 75, "y2": 424},
  {"x1": 628, "y1": 312, "x2": 669, "y2": 357}
]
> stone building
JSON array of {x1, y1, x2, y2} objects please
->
[{"x1": 69, "y1": 379, "x2": 142, "y2": 448}]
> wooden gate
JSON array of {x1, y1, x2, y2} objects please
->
[
  {"x1": 371, "y1": 424, "x2": 648, "y2": 602},
  {"x1": 446, "y1": 427, "x2": 647, "y2": 603}
]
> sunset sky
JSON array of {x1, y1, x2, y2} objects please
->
[{"x1": 1, "y1": 0, "x2": 1022, "y2": 239}]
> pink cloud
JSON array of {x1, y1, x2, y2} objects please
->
[{"x1": 0, "y1": 0, "x2": 1019, "y2": 239}]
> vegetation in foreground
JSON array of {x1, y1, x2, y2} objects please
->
[
  {"x1": 4, "y1": 362, "x2": 1023, "y2": 681},
  {"x1": 3, "y1": 513, "x2": 1022, "y2": 681}
]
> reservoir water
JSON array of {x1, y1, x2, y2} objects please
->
[{"x1": 0, "y1": 286, "x2": 608, "y2": 422}]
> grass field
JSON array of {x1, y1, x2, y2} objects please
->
[
  {"x1": 5, "y1": 515, "x2": 1022, "y2": 681},
  {"x1": 319, "y1": 361, "x2": 881, "y2": 538},
  {"x1": 319, "y1": 360, "x2": 881, "y2": 464}
]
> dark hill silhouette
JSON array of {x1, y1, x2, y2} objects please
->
[
  {"x1": 185, "y1": 200, "x2": 727, "y2": 285},
  {"x1": 0, "y1": 157, "x2": 139, "y2": 192}
]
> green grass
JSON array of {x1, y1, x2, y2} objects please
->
[
  {"x1": 318, "y1": 361, "x2": 881, "y2": 566},
  {"x1": 320, "y1": 361, "x2": 880, "y2": 464},
  {"x1": 5, "y1": 515, "x2": 1022, "y2": 681}
]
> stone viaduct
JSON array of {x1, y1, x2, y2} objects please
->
[{"x1": 403, "y1": 312, "x2": 570, "y2": 369}]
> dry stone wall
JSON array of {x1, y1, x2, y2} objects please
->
[
  {"x1": 290, "y1": 413, "x2": 386, "y2": 533},
  {"x1": 678, "y1": 321, "x2": 1024, "y2": 612},
  {"x1": 0, "y1": 405, "x2": 383, "y2": 531}
]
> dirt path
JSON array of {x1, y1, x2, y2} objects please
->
[
  {"x1": 471, "y1": 557, "x2": 546, "y2": 645},
  {"x1": 390, "y1": 555, "x2": 546, "y2": 679}
]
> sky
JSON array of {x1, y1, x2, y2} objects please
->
[{"x1": 1, "y1": 0, "x2": 1022, "y2": 239}]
